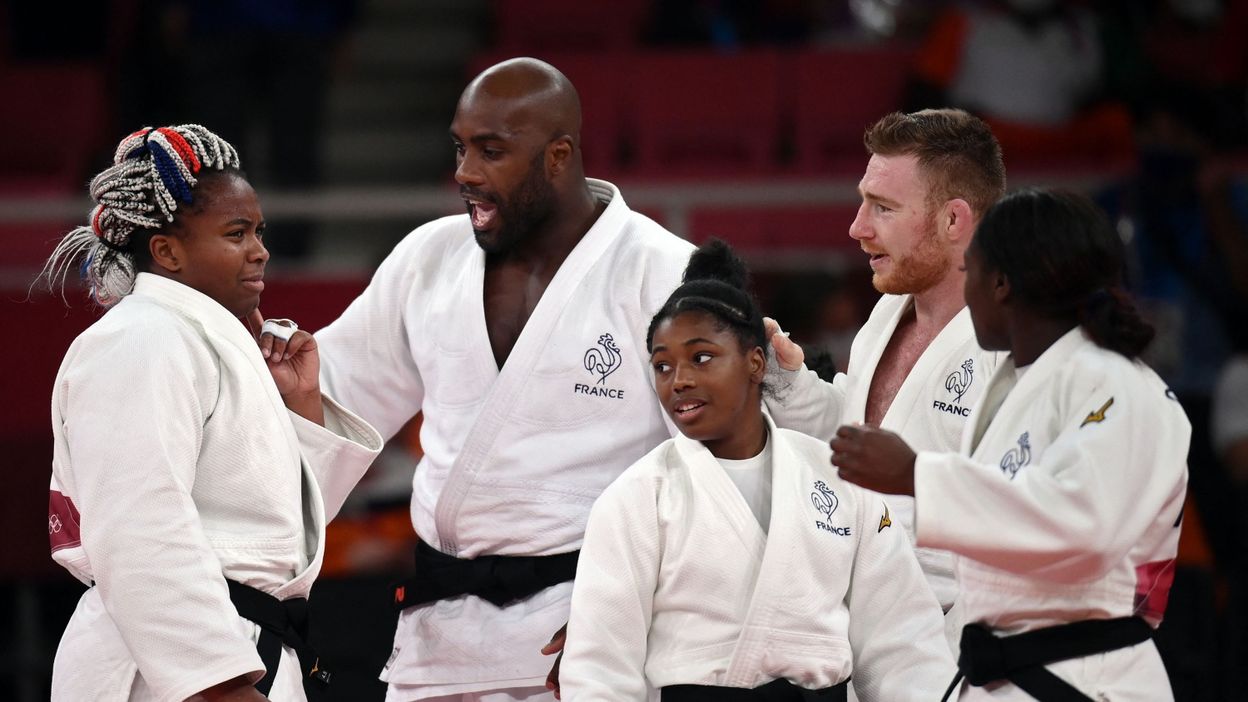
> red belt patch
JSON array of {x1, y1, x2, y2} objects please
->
[
  {"x1": 49, "y1": 490, "x2": 83, "y2": 554},
  {"x1": 1134, "y1": 559, "x2": 1176, "y2": 626}
]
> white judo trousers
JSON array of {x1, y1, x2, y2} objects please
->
[
  {"x1": 769, "y1": 294, "x2": 1002, "y2": 610},
  {"x1": 317, "y1": 179, "x2": 694, "y2": 699},
  {"x1": 915, "y1": 329, "x2": 1189, "y2": 700},
  {"x1": 48, "y1": 273, "x2": 383, "y2": 702},
  {"x1": 560, "y1": 416, "x2": 953, "y2": 701}
]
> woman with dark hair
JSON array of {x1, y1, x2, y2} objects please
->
[
  {"x1": 558, "y1": 241, "x2": 952, "y2": 701},
  {"x1": 830, "y1": 189, "x2": 1190, "y2": 701},
  {"x1": 43, "y1": 125, "x2": 382, "y2": 701}
]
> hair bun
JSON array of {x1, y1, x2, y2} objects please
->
[{"x1": 682, "y1": 238, "x2": 749, "y2": 290}]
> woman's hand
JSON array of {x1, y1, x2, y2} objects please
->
[
  {"x1": 830, "y1": 424, "x2": 917, "y2": 496},
  {"x1": 248, "y1": 310, "x2": 324, "y2": 425}
]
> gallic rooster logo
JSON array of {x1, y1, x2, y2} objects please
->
[
  {"x1": 583, "y1": 333, "x2": 622, "y2": 384},
  {"x1": 1000, "y1": 432, "x2": 1031, "y2": 479},
  {"x1": 945, "y1": 358, "x2": 974, "y2": 403}
]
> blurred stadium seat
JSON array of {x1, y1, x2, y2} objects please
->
[
  {"x1": 688, "y1": 203, "x2": 860, "y2": 252},
  {"x1": 492, "y1": 0, "x2": 649, "y2": 52},
  {"x1": 790, "y1": 44, "x2": 914, "y2": 174},
  {"x1": 631, "y1": 50, "x2": 783, "y2": 177}
]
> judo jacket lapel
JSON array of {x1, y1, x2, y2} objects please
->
[
  {"x1": 433, "y1": 187, "x2": 632, "y2": 555},
  {"x1": 844, "y1": 295, "x2": 911, "y2": 424},
  {"x1": 880, "y1": 305, "x2": 974, "y2": 430}
]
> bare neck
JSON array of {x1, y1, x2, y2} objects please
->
[
  {"x1": 908, "y1": 267, "x2": 967, "y2": 335},
  {"x1": 1007, "y1": 312, "x2": 1078, "y2": 367}
]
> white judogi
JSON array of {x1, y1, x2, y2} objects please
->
[
  {"x1": 915, "y1": 328, "x2": 1190, "y2": 700},
  {"x1": 770, "y1": 294, "x2": 1002, "y2": 608},
  {"x1": 560, "y1": 415, "x2": 953, "y2": 701},
  {"x1": 48, "y1": 273, "x2": 383, "y2": 702},
  {"x1": 315, "y1": 179, "x2": 694, "y2": 698}
]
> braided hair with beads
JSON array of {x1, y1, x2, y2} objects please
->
[{"x1": 42, "y1": 124, "x2": 240, "y2": 306}]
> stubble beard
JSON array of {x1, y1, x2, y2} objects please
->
[
  {"x1": 474, "y1": 153, "x2": 556, "y2": 255},
  {"x1": 872, "y1": 219, "x2": 950, "y2": 295}
]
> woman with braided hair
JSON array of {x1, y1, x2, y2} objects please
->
[
  {"x1": 558, "y1": 240, "x2": 952, "y2": 701},
  {"x1": 43, "y1": 125, "x2": 382, "y2": 701}
]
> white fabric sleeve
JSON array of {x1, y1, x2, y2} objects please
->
[
  {"x1": 287, "y1": 394, "x2": 384, "y2": 522},
  {"x1": 764, "y1": 364, "x2": 850, "y2": 441},
  {"x1": 914, "y1": 382, "x2": 1189, "y2": 582},
  {"x1": 846, "y1": 492, "x2": 954, "y2": 702},
  {"x1": 62, "y1": 327, "x2": 263, "y2": 700},
  {"x1": 561, "y1": 475, "x2": 661, "y2": 701},
  {"x1": 316, "y1": 231, "x2": 427, "y2": 442}
]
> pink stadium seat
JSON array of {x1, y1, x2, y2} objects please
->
[
  {"x1": 687, "y1": 203, "x2": 862, "y2": 252},
  {"x1": 791, "y1": 45, "x2": 915, "y2": 174},
  {"x1": 492, "y1": 0, "x2": 649, "y2": 52},
  {"x1": 631, "y1": 51, "x2": 783, "y2": 177}
]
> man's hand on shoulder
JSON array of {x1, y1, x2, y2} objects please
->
[{"x1": 764, "y1": 317, "x2": 804, "y2": 372}]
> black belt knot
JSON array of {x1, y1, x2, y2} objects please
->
[
  {"x1": 226, "y1": 579, "x2": 331, "y2": 699},
  {"x1": 942, "y1": 617, "x2": 1153, "y2": 702},
  {"x1": 959, "y1": 623, "x2": 1012, "y2": 686},
  {"x1": 391, "y1": 539, "x2": 579, "y2": 610}
]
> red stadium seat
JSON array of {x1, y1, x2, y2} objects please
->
[
  {"x1": 790, "y1": 45, "x2": 915, "y2": 174},
  {"x1": 0, "y1": 64, "x2": 109, "y2": 191},
  {"x1": 492, "y1": 0, "x2": 649, "y2": 52},
  {"x1": 687, "y1": 203, "x2": 861, "y2": 252},
  {"x1": 0, "y1": 64, "x2": 109, "y2": 268},
  {"x1": 630, "y1": 51, "x2": 783, "y2": 177}
]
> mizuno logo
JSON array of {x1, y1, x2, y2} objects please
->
[
  {"x1": 1081, "y1": 397, "x2": 1114, "y2": 428},
  {"x1": 878, "y1": 505, "x2": 892, "y2": 533}
]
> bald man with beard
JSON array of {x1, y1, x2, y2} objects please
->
[{"x1": 309, "y1": 58, "x2": 693, "y2": 701}]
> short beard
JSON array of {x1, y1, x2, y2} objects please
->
[
  {"x1": 474, "y1": 151, "x2": 556, "y2": 255},
  {"x1": 873, "y1": 217, "x2": 950, "y2": 295}
]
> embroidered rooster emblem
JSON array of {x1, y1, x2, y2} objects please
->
[
  {"x1": 583, "y1": 333, "x2": 622, "y2": 384},
  {"x1": 811, "y1": 480, "x2": 839, "y2": 520},
  {"x1": 1080, "y1": 397, "x2": 1114, "y2": 428},
  {"x1": 945, "y1": 358, "x2": 974, "y2": 404},
  {"x1": 1000, "y1": 432, "x2": 1031, "y2": 480},
  {"x1": 878, "y1": 505, "x2": 892, "y2": 533}
]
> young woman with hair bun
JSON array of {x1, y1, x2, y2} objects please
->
[{"x1": 558, "y1": 240, "x2": 952, "y2": 701}]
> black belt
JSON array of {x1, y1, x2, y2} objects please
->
[
  {"x1": 942, "y1": 617, "x2": 1153, "y2": 701},
  {"x1": 226, "y1": 579, "x2": 331, "y2": 700},
  {"x1": 391, "y1": 538, "x2": 579, "y2": 610},
  {"x1": 663, "y1": 677, "x2": 849, "y2": 702}
]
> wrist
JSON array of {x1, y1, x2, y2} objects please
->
[{"x1": 283, "y1": 390, "x2": 325, "y2": 426}]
